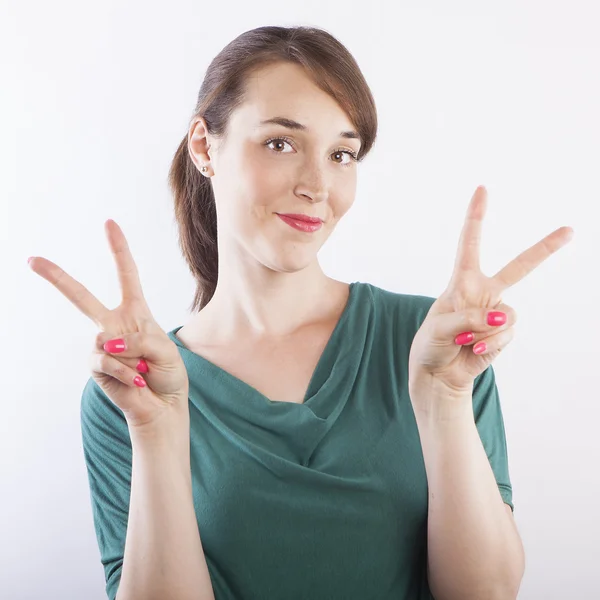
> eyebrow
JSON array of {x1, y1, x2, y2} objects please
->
[{"x1": 258, "y1": 117, "x2": 360, "y2": 141}]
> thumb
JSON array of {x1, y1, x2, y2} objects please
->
[
  {"x1": 429, "y1": 303, "x2": 516, "y2": 345},
  {"x1": 96, "y1": 329, "x2": 179, "y2": 367}
]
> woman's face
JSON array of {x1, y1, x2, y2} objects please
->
[{"x1": 189, "y1": 61, "x2": 361, "y2": 274}]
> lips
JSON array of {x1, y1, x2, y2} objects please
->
[
  {"x1": 276, "y1": 214, "x2": 323, "y2": 233},
  {"x1": 276, "y1": 213, "x2": 323, "y2": 224}
]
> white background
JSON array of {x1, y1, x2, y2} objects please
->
[{"x1": 2, "y1": 1, "x2": 598, "y2": 598}]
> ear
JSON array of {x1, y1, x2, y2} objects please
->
[{"x1": 188, "y1": 117, "x2": 213, "y2": 172}]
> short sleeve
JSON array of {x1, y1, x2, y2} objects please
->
[
  {"x1": 472, "y1": 365, "x2": 515, "y2": 512},
  {"x1": 80, "y1": 376, "x2": 133, "y2": 600}
]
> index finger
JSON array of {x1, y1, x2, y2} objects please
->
[
  {"x1": 28, "y1": 256, "x2": 109, "y2": 326},
  {"x1": 492, "y1": 226, "x2": 574, "y2": 289}
]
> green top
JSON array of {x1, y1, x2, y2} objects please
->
[{"x1": 81, "y1": 281, "x2": 514, "y2": 600}]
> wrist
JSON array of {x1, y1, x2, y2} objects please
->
[
  {"x1": 128, "y1": 409, "x2": 190, "y2": 453},
  {"x1": 409, "y1": 386, "x2": 474, "y2": 426}
]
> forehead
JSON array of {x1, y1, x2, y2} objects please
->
[{"x1": 232, "y1": 62, "x2": 356, "y2": 135}]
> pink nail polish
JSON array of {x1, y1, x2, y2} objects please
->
[
  {"x1": 133, "y1": 375, "x2": 146, "y2": 388},
  {"x1": 473, "y1": 342, "x2": 487, "y2": 355},
  {"x1": 487, "y1": 311, "x2": 507, "y2": 326},
  {"x1": 136, "y1": 359, "x2": 149, "y2": 373},
  {"x1": 455, "y1": 332, "x2": 474, "y2": 345},
  {"x1": 104, "y1": 338, "x2": 126, "y2": 353}
]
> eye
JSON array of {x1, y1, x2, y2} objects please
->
[
  {"x1": 264, "y1": 137, "x2": 359, "y2": 167},
  {"x1": 331, "y1": 149, "x2": 358, "y2": 166},
  {"x1": 264, "y1": 137, "x2": 295, "y2": 153}
]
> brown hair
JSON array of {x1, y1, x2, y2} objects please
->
[{"x1": 168, "y1": 25, "x2": 378, "y2": 313}]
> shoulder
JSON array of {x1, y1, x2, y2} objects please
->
[
  {"x1": 80, "y1": 376, "x2": 129, "y2": 441},
  {"x1": 356, "y1": 281, "x2": 436, "y2": 325},
  {"x1": 350, "y1": 282, "x2": 437, "y2": 357}
]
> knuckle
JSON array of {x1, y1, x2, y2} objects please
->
[
  {"x1": 464, "y1": 311, "x2": 477, "y2": 329},
  {"x1": 95, "y1": 331, "x2": 106, "y2": 348},
  {"x1": 113, "y1": 363, "x2": 126, "y2": 376},
  {"x1": 128, "y1": 331, "x2": 142, "y2": 353},
  {"x1": 98, "y1": 353, "x2": 112, "y2": 372},
  {"x1": 499, "y1": 303, "x2": 517, "y2": 324}
]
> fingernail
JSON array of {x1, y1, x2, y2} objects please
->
[
  {"x1": 104, "y1": 338, "x2": 127, "y2": 353},
  {"x1": 473, "y1": 342, "x2": 487, "y2": 354},
  {"x1": 136, "y1": 359, "x2": 149, "y2": 373},
  {"x1": 133, "y1": 375, "x2": 146, "y2": 388},
  {"x1": 455, "y1": 331, "x2": 474, "y2": 345},
  {"x1": 487, "y1": 311, "x2": 507, "y2": 326}
]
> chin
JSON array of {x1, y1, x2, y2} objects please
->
[{"x1": 254, "y1": 224, "x2": 328, "y2": 271}]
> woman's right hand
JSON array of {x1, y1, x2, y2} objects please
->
[{"x1": 28, "y1": 219, "x2": 190, "y2": 432}]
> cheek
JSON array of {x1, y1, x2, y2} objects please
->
[
  {"x1": 237, "y1": 147, "x2": 289, "y2": 209},
  {"x1": 330, "y1": 177, "x2": 357, "y2": 221}
]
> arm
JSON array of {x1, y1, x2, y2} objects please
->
[
  {"x1": 415, "y1": 406, "x2": 525, "y2": 600},
  {"x1": 116, "y1": 425, "x2": 215, "y2": 600}
]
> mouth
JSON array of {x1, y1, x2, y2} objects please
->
[
  {"x1": 276, "y1": 213, "x2": 323, "y2": 233},
  {"x1": 276, "y1": 213, "x2": 323, "y2": 224}
]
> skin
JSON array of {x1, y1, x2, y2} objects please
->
[
  {"x1": 408, "y1": 185, "x2": 575, "y2": 408},
  {"x1": 182, "y1": 61, "x2": 362, "y2": 345},
  {"x1": 27, "y1": 58, "x2": 573, "y2": 597},
  {"x1": 25, "y1": 60, "x2": 364, "y2": 415}
]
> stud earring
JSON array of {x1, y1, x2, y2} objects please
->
[{"x1": 201, "y1": 166, "x2": 208, "y2": 173}]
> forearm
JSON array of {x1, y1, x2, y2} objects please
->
[
  {"x1": 116, "y1": 426, "x2": 215, "y2": 600},
  {"x1": 414, "y1": 405, "x2": 525, "y2": 600}
]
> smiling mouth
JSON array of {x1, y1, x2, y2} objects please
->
[
  {"x1": 276, "y1": 213, "x2": 323, "y2": 224},
  {"x1": 276, "y1": 214, "x2": 323, "y2": 233}
]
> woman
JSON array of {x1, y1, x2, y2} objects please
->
[{"x1": 29, "y1": 25, "x2": 572, "y2": 600}]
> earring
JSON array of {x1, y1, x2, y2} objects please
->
[{"x1": 201, "y1": 166, "x2": 208, "y2": 173}]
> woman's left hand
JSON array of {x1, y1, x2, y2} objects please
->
[{"x1": 408, "y1": 185, "x2": 574, "y2": 416}]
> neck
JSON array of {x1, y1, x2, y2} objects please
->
[{"x1": 184, "y1": 260, "x2": 347, "y2": 344}]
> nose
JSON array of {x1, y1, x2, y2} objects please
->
[{"x1": 294, "y1": 160, "x2": 329, "y2": 203}]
